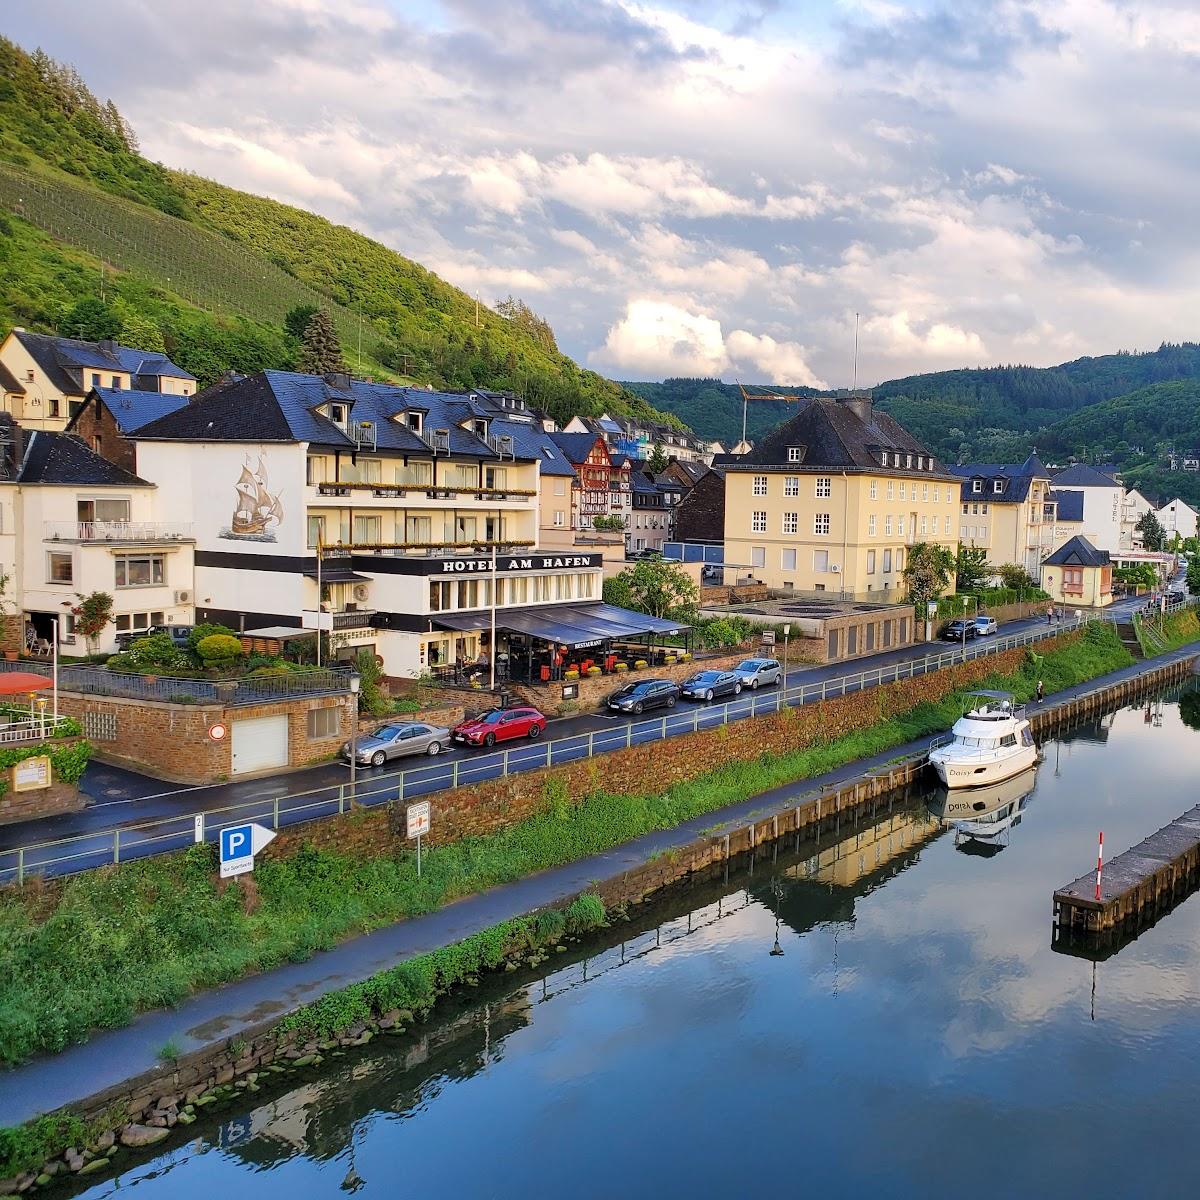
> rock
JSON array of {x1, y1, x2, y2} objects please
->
[
  {"x1": 106, "y1": 1146, "x2": 119, "y2": 1157},
  {"x1": 77, "y1": 1159, "x2": 111, "y2": 1176},
  {"x1": 42, "y1": 1163, "x2": 62, "y2": 1178},
  {"x1": 395, "y1": 1010, "x2": 414, "y2": 1023},
  {"x1": 13, "y1": 1176, "x2": 35, "y2": 1195},
  {"x1": 146, "y1": 1117, "x2": 167, "y2": 1129},
  {"x1": 192, "y1": 1094, "x2": 217, "y2": 1107},
  {"x1": 63, "y1": 1153, "x2": 84, "y2": 1173},
  {"x1": 0, "y1": 1179, "x2": 18, "y2": 1197},
  {"x1": 120, "y1": 1124, "x2": 170, "y2": 1149},
  {"x1": 290, "y1": 1054, "x2": 316, "y2": 1068},
  {"x1": 34, "y1": 1178, "x2": 51, "y2": 1189},
  {"x1": 94, "y1": 1131, "x2": 116, "y2": 1152},
  {"x1": 377, "y1": 1011, "x2": 399, "y2": 1029}
]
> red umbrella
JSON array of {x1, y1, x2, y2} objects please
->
[{"x1": 0, "y1": 673, "x2": 51, "y2": 695}]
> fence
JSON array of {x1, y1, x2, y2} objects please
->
[
  {"x1": 0, "y1": 659, "x2": 352, "y2": 705},
  {"x1": 0, "y1": 617, "x2": 1094, "y2": 886}
]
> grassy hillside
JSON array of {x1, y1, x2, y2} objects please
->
[{"x1": 0, "y1": 36, "x2": 677, "y2": 426}]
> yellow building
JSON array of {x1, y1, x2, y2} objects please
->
[
  {"x1": 0, "y1": 328, "x2": 195, "y2": 432},
  {"x1": 1041, "y1": 535, "x2": 1113, "y2": 608},
  {"x1": 722, "y1": 396, "x2": 958, "y2": 598}
]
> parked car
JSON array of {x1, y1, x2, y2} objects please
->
[
  {"x1": 701, "y1": 565, "x2": 722, "y2": 583},
  {"x1": 606, "y1": 679, "x2": 680, "y2": 715},
  {"x1": 731, "y1": 658, "x2": 782, "y2": 689},
  {"x1": 342, "y1": 722, "x2": 451, "y2": 767},
  {"x1": 973, "y1": 615, "x2": 998, "y2": 636},
  {"x1": 451, "y1": 706, "x2": 547, "y2": 749},
  {"x1": 680, "y1": 669, "x2": 743, "y2": 702},
  {"x1": 941, "y1": 619, "x2": 978, "y2": 642},
  {"x1": 1167, "y1": 589, "x2": 1186, "y2": 604},
  {"x1": 116, "y1": 623, "x2": 193, "y2": 651}
]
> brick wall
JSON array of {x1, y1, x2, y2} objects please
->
[
  {"x1": 57, "y1": 691, "x2": 355, "y2": 783},
  {"x1": 0, "y1": 778, "x2": 84, "y2": 825},
  {"x1": 69, "y1": 400, "x2": 138, "y2": 475}
]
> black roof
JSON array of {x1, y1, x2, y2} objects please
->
[
  {"x1": 1043, "y1": 535, "x2": 1109, "y2": 567},
  {"x1": 1049, "y1": 489, "x2": 1084, "y2": 523},
  {"x1": 11, "y1": 330, "x2": 193, "y2": 394},
  {"x1": 0, "y1": 360, "x2": 25, "y2": 395},
  {"x1": 730, "y1": 397, "x2": 953, "y2": 477},
  {"x1": 948, "y1": 453, "x2": 1051, "y2": 502},
  {"x1": 15, "y1": 431, "x2": 152, "y2": 486},
  {"x1": 1051, "y1": 464, "x2": 1120, "y2": 488},
  {"x1": 548, "y1": 431, "x2": 606, "y2": 463}
]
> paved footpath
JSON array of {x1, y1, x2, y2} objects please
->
[{"x1": 0, "y1": 642, "x2": 1190, "y2": 1128}]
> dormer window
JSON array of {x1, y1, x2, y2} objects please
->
[
  {"x1": 993, "y1": 479, "x2": 1003, "y2": 494},
  {"x1": 405, "y1": 411, "x2": 423, "y2": 435},
  {"x1": 972, "y1": 479, "x2": 983, "y2": 494},
  {"x1": 473, "y1": 419, "x2": 488, "y2": 438},
  {"x1": 905, "y1": 454, "x2": 912, "y2": 469},
  {"x1": 329, "y1": 402, "x2": 348, "y2": 427},
  {"x1": 786, "y1": 446, "x2": 803, "y2": 463}
]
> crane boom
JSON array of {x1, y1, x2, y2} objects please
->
[{"x1": 735, "y1": 380, "x2": 807, "y2": 447}]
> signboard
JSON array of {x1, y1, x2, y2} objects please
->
[
  {"x1": 406, "y1": 801, "x2": 431, "y2": 839},
  {"x1": 12, "y1": 756, "x2": 51, "y2": 793},
  {"x1": 358, "y1": 552, "x2": 603, "y2": 576},
  {"x1": 219, "y1": 821, "x2": 277, "y2": 879},
  {"x1": 207, "y1": 722, "x2": 228, "y2": 742},
  {"x1": 561, "y1": 682, "x2": 580, "y2": 701},
  {"x1": 760, "y1": 630, "x2": 776, "y2": 646}
]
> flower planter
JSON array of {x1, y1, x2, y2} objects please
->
[
  {"x1": 634, "y1": 660, "x2": 648, "y2": 670},
  {"x1": 586, "y1": 667, "x2": 601, "y2": 677},
  {"x1": 564, "y1": 669, "x2": 580, "y2": 681},
  {"x1": 3, "y1": 650, "x2": 17, "y2": 662},
  {"x1": 614, "y1": 662, "x2": 629, "y2": 672}
]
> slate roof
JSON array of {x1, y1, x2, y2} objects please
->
[
  {"x1": 668, "y1": 457, "x2": 708, "y2": 484},
  {"x1": 948, "y1": 453, "x2": 1052, "y2": 502},
  {"x1": 134, "y1": 370, "x2": 538, "y2": 462},
  {"x1": 1049, "y1": 489, "x2": 1084, "y2": 523},
  {"x1": 731, "y1": 397, "x2": 953, "y2": 477},
  {"x1": 1052, "y1": 464, "x2": 1120, "y2": 488},
  {"x1": 630, "y1": 469, "x2": 660, "y2": 494},
  {"x1": 0, "y1": 360, "x2": 25, "y2": 395},
  {"x1": 11, "y1": 330, "x2": 193, "y2": 392},
  {"x1": 82, "y1": 387, "x2": 192, "y2": 434},
  {"x1": 14, "y1": 431, "x2": 152, "y2": 487},
  {"x1": 1043, "y1": 534, "x2": 1109, "y2": 567},
  {"x1": 548, "y1": 431, "x2": 605, "y2": 464},
  {"x1": 487, "y1": 414, "x2": 575, "y2": 477}
]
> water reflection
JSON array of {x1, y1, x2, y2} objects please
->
[
  {"x1": 927, "y1": 766, "x2": 1039, "y2": 856},
  {"x1": 70, "y1": 684, "x2": 1200, "y2": 1200}
]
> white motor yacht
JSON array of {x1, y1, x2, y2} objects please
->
[{"x1": 928, "y1": 690, "x2": 1038, "y2": 789}]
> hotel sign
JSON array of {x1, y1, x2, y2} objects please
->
[{"x1": 438, "y1": 553, "x2": 601, "y2": 575}]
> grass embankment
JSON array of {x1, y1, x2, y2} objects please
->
[
  {"x1": 1137, "y1": 606, "x2": 1200, "y2": 655},
  {"x1": 0, "y1": 625, "x2": 1132, "y2": 1071}
]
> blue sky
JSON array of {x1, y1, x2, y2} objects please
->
[{"x1": 8, "y1": 0, "x2": 1200, "y2": 386}]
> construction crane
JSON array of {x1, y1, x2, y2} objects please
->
[{"x1": 735, "y1": 381, "x2": 805, "y2": 450}]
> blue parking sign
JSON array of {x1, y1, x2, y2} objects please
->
[{"x1": 221, "y1": 824, "x2": 252, "y2": 864}]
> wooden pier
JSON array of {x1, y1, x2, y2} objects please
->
[{"x1": 1053, "y1": 805, "x2": 1200, "y2": 934}]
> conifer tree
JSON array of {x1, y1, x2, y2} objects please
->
[{"x1": 298, "y1": 309, "x2": 346, "y2": 375}]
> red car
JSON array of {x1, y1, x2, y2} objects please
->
[{"x1": 451, "y1": 706, "x2": 547, "y2": 748}]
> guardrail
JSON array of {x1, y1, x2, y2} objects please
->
[{"x1": 0, "y1": 616, "x2": 1097, "y2": 886}]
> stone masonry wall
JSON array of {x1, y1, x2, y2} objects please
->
[{"x1": 0, "y1": 778, "x2": 84, "y2": 825}]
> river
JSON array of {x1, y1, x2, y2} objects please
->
[{"x1": 69, "y1": 684, "x2": 1200, "y2": 1199}]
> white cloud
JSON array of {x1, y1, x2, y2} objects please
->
[{"x1": 726, "y1": 331, "x2": 828, "y2": 388}]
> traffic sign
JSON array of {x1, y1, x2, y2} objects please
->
[
  {"x1": 407, "y1": 801, "x2": 431, "y2": 839},
  {"x1": 208, "y1": 722, "x2": 227, "y2": 742},
  {"x1": 761, "y1": 630, "x2": 775, "y2": 646},
  {"x1": 219, "y1": 821, "x2": 277, "y2": 879}
]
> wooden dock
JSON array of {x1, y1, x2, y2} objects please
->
[{"x1": 1053, "y1": 805, "x2": 1200, "y2": 933}]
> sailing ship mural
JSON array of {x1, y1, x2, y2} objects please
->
[{"x1": 221, "y1": 455, "x2": 284, "y2": 542}]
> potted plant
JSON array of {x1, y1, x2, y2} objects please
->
[
  {"x1": 564, "y1": 668, "x2": 579, "y2": 681},
  {"x1": 634, "y1": 659, "x2": 648, "y2": 670},
  {"x1": 72, "y1": 591, "x2": 115, "y2": 657}
]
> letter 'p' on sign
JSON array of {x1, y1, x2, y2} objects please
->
[{"x1": 219, "y1": 821, "x2": 276, "y2": 879}]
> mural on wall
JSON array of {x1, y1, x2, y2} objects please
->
[{"x1": 221, "y1": 455, "x2": 284, "y2": 542}]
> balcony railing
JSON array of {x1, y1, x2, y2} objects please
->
[
  {"x1": 330, "y1": 609, "x2": 376, "y2": 630},
  {"x1": 46, "y1": 521, "x2": 194, "y2": 543},
  {"x1": 315, "y1": 482, "x2": 535, "y2": 500}
]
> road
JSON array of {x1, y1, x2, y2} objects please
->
[{"x1": 0, "y1": 598, "x2": 1147, "y2": 882}]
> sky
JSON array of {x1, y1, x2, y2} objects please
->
[{"x1": 7, "y1": 0, "x2": 1200, "y2": 388}]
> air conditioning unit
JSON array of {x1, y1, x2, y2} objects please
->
[
  {"x1": 353, "y1": 583, "x2": 370, "y2": 602},
  {"x1": 174, "y1": 589, "x2": 193, "y2": 605},
  {"x1": 831, "y1": 564, "x2": 841, "y2": 573}
]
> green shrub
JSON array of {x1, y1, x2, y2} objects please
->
[
  {"x1": 564, "y1": 893, "x2": 606, "y2": 933},
  {"x1": 125, "y1": 632, "x2": 189, "y2": 672},
  {"x1": 355, "y1": 648, "x2": 388, "y2": 717},
  {"x1": 196, "y1": 634, "x2": 245, "y2": 668},
  {"x1": 187, "y1": 623, "x2": 238, "y2": 652}
]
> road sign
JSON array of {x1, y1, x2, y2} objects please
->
[
  {"x1": 407, "y1": 801, "x2": 431, "y2": 838},
  {"x1": 219, "y1": 821, "x2": 277, "y2": 879},
  {"x1": 761, "y1": 630, "x2": 775, "y2": 646},
  {"x1": 208, "y1": 722, "x2": 227, "y2": 742}
]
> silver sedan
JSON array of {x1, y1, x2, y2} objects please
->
[{"x1": 342, "y1": 722, "x2": 451, "y2": 767}]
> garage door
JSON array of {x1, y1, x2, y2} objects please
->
[{"x1": 231, "y1": 715, "x2": 289, "y2": 776}]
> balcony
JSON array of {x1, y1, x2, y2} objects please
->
[
  {"x1": 330, "y1": 609, "x2": 376, "y2": 630},
  {"x1": 46, "y1": 521, "x2": 194, "y2": 543}
]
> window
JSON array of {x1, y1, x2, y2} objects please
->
[
  {"x1": 887, "y1": 481, "x2": 895, "y2": 500},
  {"x1": 921, "y1": 516, "x2": 928, "y2": 535},
  {"x1": 751, "y1": 546, "x2": 766, "y2": 568},
  {"x1": 815, "y1": 477, "x2": 832, "y2": 497},
  {"x1": 784, "y1": 476, "x2": 800, "y2": 496},
  {"x1": 899, "y1": 482, "x2": 907, "y2": 501},
  {"x1": 885, "y1": 515, "x2": 893, "y2": 536},
  {"x1": 897, "y1": 517, "x2": 905, "y2": 537},
  {"x1": 866, "y1": 549, "x2": 876, "y2": 573},
  {"x1": 896, "y1": 548, "x2": 905, "y2": 570},
  {"x1": 353, "y1": 515, "x2": 381, "y2": 544},
  {"x1": 307, "y1": 516, "x2": 325, "y2": 549},
  {"x1": 553, "y1": 510, "x2": 565, "y2": 527},
  {"x1": 751, "y1": 510, "x2": 767, "y2": 533},
  {"x1": 868, "y1": 514, "x2": 877, "y2": 536},
  {"x1": 787, "y1": 447, "x2": 803, "y2": 463},
  {"x1": 945, "y1": 516, "x2": 952, "y2": 535},
  {"x1": 922, "y1": 484, "x2": 929, "y2": 501},
  {"x1": 308, "y1": 707, "x2": 340, "y2": 739},
  {"x1": 813, "y1": 513, "x2": 830, "y2": 535},
  {"x1": 78, "y1": 497, "x2": 130, "y2": 523},
  {"x1": 993, "y1": 479, "x2": 1003, "y2": 494},
  {"x1": 554, "y1": 479, "x2": 566, "y2": 496},
  {"x1": 869, "y1": 481, "x2": 878, "y2": 500},
  {"x1": 47, "y1": 552, "x2": 73, "y2": 583},
  {"x1": 972, "y1": 503, "x2": 979, "y2": 515},
  {"x1": 782, "y1": 512, "x2": 798, "y2": 534},
  {"x1": 883, "y1": 548, "x2": 893, "y2": 572},
  {"x1": 781, "y1": 548, "x2": 797, "y2": 570},
  {"x1": 905, "y1": 454, "x2": 912, "y2": 469},
  {"x1": 962, "y1": 503, "x2": 969, "y2": 514},
  {"x1": 1063, "y1": 567, "x2": 1084, "y2": 593},
  {"x1": 114, "y1": 554, "x2": 165, "y2": 588},
  {"x1": 329, "y1": 403, "x2": 348, "y2": 425},
  {"x1": 110, "y1": 377, "x2": 121, "y2": 390},
  {"x1": 114, "y1": 612, "x2": 158, "y2": 634},
  {"x1": 91, "y1": 373, "x2": 101, "y2": 387},
  {"x1": 813, "y1": 549, "x2": 829, "y2": 573},
  {"x1": 981, "y1": 503, "x2": 988, "y2": 515},
  {"x1": 933, "y1": 486, "x2": 940, "y2": 502},
  {"x1": 753, "y1": 475, "x2": 768, "y2": 496},
  {"x1": 972, "y1": 479, "x2": 982, "y2": 494}
]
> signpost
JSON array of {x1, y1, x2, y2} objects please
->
[
  {"x1": 761, "y1": 630, "x2": 775, "y2": 646},
  {"x1": 407, "y1": 801, "x2": 431, "y2": 877},
  {"x1": 219, "y1": 821, "x2": 277, "y2": 879}
]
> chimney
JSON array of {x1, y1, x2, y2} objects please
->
[
  {"x1": 324, "y1": 372, "x2": 351, "y2": 391},
  {"x1": 841, "y1": 394, "x2": 873, "y2": 423},
  {"x1": 99, "y1": 338, "x2": 118, "y2": 355}
]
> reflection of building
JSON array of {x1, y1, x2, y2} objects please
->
[{"x1": 787, "y1": 805, "x2": 942, "y2": 889}]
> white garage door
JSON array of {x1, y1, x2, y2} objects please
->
[{"x1": 231, "y1": 715, "x2": 289, "y2": 775}]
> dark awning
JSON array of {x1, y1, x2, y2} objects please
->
[
  {"x1": 432, "y1": 601, "x2": 687, "y2": 649},
  {"x1": 302, "y1": 565, "x2": 372, "y2": 583}
]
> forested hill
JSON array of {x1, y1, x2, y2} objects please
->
[{"x1": 0, "y1": 37, "x2": 679, "y2": 428}]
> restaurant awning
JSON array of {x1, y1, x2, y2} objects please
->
[
  {"x1": 0, "y1": 672, "x2": 52, "y2": 695},
  {"x1": 432, "y1": 602, "x2": 687, "y2": 649}
]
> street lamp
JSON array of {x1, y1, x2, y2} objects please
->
[
  {"x1": 782, "y1": 623, "x2": 791, "y2": 693},
  {"x1": 348, "y1": 672, "x2": 361, "y2": 803},
  {"x1": 769, "y1": 877, "x2": 785, "y2": 957},
  {"x1": 962, "y1": 594, "x2": 977, "y2": 662}
]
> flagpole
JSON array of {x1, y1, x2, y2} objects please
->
[
  {"x1": 489, "y1": 510, "x2": 498, "y2": 691},
  {"x1": 316, "y1": 529, "x2": 323, "y2": 668}
]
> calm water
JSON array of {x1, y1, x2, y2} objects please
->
[{"x1": 73, "y1": 685, "x2": 1200, "y2": 1200}]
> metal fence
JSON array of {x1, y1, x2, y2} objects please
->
[
  {"x1": 0, "y1": 616, "x2": 1098, "y2": 886},
  {"x1": 0, "y1": 659, "x2": 352, "y2": 705}
]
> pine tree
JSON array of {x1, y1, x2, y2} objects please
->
[{"x1": 298, "y1": 309, "x2": 346, "y2": 375}]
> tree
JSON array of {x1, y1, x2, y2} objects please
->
[
  {"x1": 66, "y1": 297, "x2": 121, "y2": 342},
  {"x1": 298, "y1": 309, "x2": 346, "y2": 375},
  {"x1": 603, "y1": 558, "x2": 698, "y2": 621},
  {"x1": 1187, "y1": 557, "x2": 1200, "y2": 596},
  {"x1": 997, "y1": 562, "x2": 1039, "y2": 591},
  {"x1": 955, "y1": 544, "x2": 991, "y2": 592},
  {"x1": 902, "y1": 542, "x2": 956, "y2": 607},
  {"x1": 119, "y1": 312, "x2": 165, "y2": 353},
  {"x1": 647, "y1": 444, "x2": 669, "y2": 475},
  {"x1": 1137, "y1": 510, "x2": 1167, "y2": 551},
  {"x1": 284, "y1": 304, "x2": 319, "y2": 342},
  {"x1": 71, "y1": 591, "x2": 114, "y2": 655}
]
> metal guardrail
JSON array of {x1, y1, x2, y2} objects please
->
[
  {"x1": 0, "y1": 660, "x2": 352, "y2": 705},
  {"x1": 45, "y1": 521, "x2": 194, "y2": 542},
  {"x1": 0, "y1": 715, "x2": 74, "y2": 745},
  {"x1": 0, "y1": 617, "x2": 1100, "y2": 886}
]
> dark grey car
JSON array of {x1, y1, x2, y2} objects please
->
[
  {"x1": 680, "y1": 669, "x2": 743, "y2": 701},
  {"x1": 607, "y1": 679, "x2": 681, "y2": 715},
  {"x1": 342, "y1": 721, "x2": 451, "y2": 767}
]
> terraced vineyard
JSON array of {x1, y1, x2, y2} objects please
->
[{"x1": 0, "y1": 161, "x2": 364, "y2": 348}]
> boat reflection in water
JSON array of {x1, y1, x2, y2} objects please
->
[{"x1": 927, "y1": 765, "x2": 1039, "y2": 857}]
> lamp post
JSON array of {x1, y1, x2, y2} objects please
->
[
  {"x1": 769, "y1": 877, "x2": 785, "y2": 957},
  {"x1": 348, "y1": 672, "x2": 361, "y2": 803},
  {"x1": 962, "y1": 594, "x2": 976, "y2": 662},
  {"x1": 782, "y1": 623, "x2": 791, "y2": 690}
]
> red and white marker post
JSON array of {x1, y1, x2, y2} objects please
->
[{"x1": 1095, "y1": 831, "x2": 1104, "y2": 902}]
